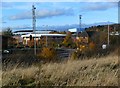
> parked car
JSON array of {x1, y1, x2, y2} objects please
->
[
  {"x1": 3, "y1": 50, "x2": 10, "y2": 54},
  {"x1": 2, "y1": 49, "x2": 13, "y2": 54}
]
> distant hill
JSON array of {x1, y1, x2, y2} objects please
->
[
  {"x1": 11, "y1": 22, "x2": 117, "y2": 32},
  {"x1": 88, "y1": 22, "x2": 115, "y2": 27},
  {"x1": 85, "y1": 23, "x2": 120, "y2": 32}
]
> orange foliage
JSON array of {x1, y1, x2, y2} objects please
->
[
  {"x1": 89, "y1": 42, "x2": 95, "y2": 50},
  {"x1": 39, "y1": 47, "x2": 56, "y2": 61},
  {"x1": 28, "y1": 39, "x2": 34, "y2": 48}
]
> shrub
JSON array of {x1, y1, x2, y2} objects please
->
[
  {"x1": 62, "y1": 32, "x2": 76, "y2": 48},
  {"x1": 70, "y1": 51, "x2": 78, "y2": 60},
  {"x1": 28, "y1": 40, "x2": 34, "y2": 48},
  {"x1": 75, "y1": 43, "x2": 97, "y2": 59},
  {"x1": 89, "y1": 42, "x2": 95, "y2": 51},
  {"x1": 38, "y1": 47, "x2": 57, "y2": 61}
]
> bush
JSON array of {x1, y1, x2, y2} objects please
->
[
  {"x1": 70, "y1": 51, "x2": 78, "y2": 60},
  {"x1": 89, "y1": 42, "x2": 95, "y2": 51},
  {"x1": 74, "y1": 43, "x2": 98, "y2": 59},
  {"x1": 28, "y1": 40, "x2": 34, "y2": 48},
  {"x1": 62, "y1": 32, "x2": 76, "y2": 48},
  {"x1": 38, "y1": 47, "x2": 57, "y2": 61}
]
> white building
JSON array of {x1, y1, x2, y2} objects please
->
[
  {"x1": 13, "y1": 30, "x2": 33, "y2": 35},
  {"x1": 68, "y1": 28, "x2": 77, "y2": 33},
  {"x1": 13, "y1": 29, "x2": 66, "y2": 46}
]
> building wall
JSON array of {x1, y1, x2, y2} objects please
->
[
  {"x1": 13, "y1": 36, "x2": 23, "y2": 44},
  {"x1": 22, "y1": 36, "x2": 65, "y2": 47}
]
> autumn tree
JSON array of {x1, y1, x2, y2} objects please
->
[
  {"x1": 28, "y1": 39, "x2": 34, "y2": 48},
  {"x1": 2, "y1": 27, "x2": 16, "y2": 48},
  {"x1": 3, "y1": 27, "x2": 13, "y2": 37},
  {"x1": 99, "y1": 31, "x2": 108, "y2": 45},
  {"x1": 62, "y1": 32, "x2": 76, "y2": 48},
  {"x1": 38, "y1": 47, "x2": 57, "y2": 61}
]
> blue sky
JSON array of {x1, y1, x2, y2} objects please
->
[{"x1": 1, "y1": 2, "x2": 118, "y2": 31}]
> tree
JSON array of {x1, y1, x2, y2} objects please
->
[
  {"x1": 62, "y1": 32, "x2": 76, "y2": 48},
  {"x1": 28, "y1": 39, "x2": 34, "y2": 48},
  {"x1": 38, "y1": 47, "x2": 57, "y2": 61},
  {"x1": 3, "y1": 27, "x2": 13, "y2": 37},
  {"x1": 2, "y1": 27, "x2": 16, "y2": 48},
  {"x1": 99, "y1": 31, "x2": 108, "y2": 44}
]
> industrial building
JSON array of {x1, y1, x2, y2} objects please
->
[
  {"x1": 13, "y1": 30, "x2": 66, "y2": 47},
  {"x1": 21, "y1": 33, "x2": 66, "y2": 46}
]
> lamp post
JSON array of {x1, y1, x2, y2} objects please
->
[{"x1": 32, "y1": 5, "x2": 36, "y2": 55}]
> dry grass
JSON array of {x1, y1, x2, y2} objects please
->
[
  {"x1": 0, "y1": 70, "x2": 2, "y2": 87},
  {"x1": 2, "y1": 55, "x2": 119, "y2": 87}
]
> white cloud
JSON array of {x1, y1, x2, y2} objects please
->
[
  {"x1": 81, "y1": 2, "x2": 117, "y2": 11},
  {"x1": 1, "y1": 0, "x2": 119, "y2": 2},
  {"x1": 10, "y1": 8, "x2": 74, "y2": 20},
  {"x1": 1, "y1": 2, "x2": 33, "y2": 10}
]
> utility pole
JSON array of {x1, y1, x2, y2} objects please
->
[
  {"x1": 78, "y1": 15, "x2": 82, "y2": 37},
  {"x1": 32, "y1": 5, "x2": 36, "y2": 55},
  {"x1": 46, "y1": 25, "x2": 48, "y2": 47},
  {"x1": 114, "y1": 26, "x2": 116, "y2": 32},
  {"x1": 107, "y1": 22, "x2": 110, "y2": 46},
  {"x1": 76, "y1": 15, "x2": 82, "y2": 50}
]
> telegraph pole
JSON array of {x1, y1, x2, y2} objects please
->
[
  {"x1": 46, "y1": 25, "x2": 48, "y2": 47},
  {"x1": 107, "y1": 22, "x2": 110, "y2": 46},
  {"x1": 32, "y1": 5, "x2": 36, "y2": 55},
  {"x1": 76, "y1": 15, "x2": 82, "y2": 50}
]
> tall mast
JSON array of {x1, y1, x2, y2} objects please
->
[{"x1": 78, "y1": 15, "x2": 82, "y2": 37}]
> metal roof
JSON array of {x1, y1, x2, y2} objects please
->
[{"x1": 21, "y1": 33, "x2": 66, "y2": 38}]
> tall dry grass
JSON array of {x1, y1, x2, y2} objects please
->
[
  {"x1": 2, "y1": 54, "x2": 119, "y2": 87},
  {"x1": 0, "y1": 70, "x2": 2, "y2": 87}
]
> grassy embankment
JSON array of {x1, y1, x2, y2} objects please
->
[{"x1": 2, "y1": 52, "x2": 119, "y2": 87}]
